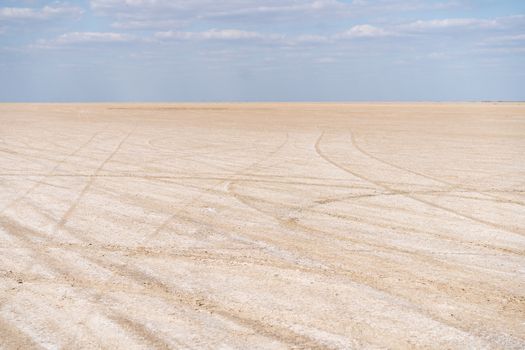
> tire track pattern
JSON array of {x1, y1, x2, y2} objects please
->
[{"x1": 1, "y1": 103, "x2": 524, "y2": 349}]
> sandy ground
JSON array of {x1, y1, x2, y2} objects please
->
[{"x1": 0, "y1": 103, "x2": 524, "y2": 349}]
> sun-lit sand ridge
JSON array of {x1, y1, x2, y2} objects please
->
[{"x1": 0, "y1": 103, "x2": 524, "y2": 349}]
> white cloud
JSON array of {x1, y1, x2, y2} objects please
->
[
  {"x1": 34, "y1": 32, "x2": 135, "y2": 48},
  {"x1": 90, "y1": 0, "x2": 351, "y2": 29},
  {"x1": 155, "y1": 25, "x2": 397, "y2": 45},
  {"x1": 336, "y1": 24, "x2": 392, "y2": 38},
  {"x1": 112, "y1": 19, "x2": 187, "y2": 30},
  {"x1": 156, "y1": 29, "x2": 281, "y2": 42},
  {"x1": 55, "y1": 32, "x2": 133, "y2": 44},
  {"x1": 155, "y1": 29, "x2": 340, "y2": 46},
  {"x1": 296, "y1": 34, "x2": 331, "y2": 44},
  {"x1": 88, "y1": 0, "x2": 525, "y2": 39},
  {"x1": 91, "y1": 0, "x2": 346, "y2": 14},
  {"x1": 22, "y1": 3, "x2": 524, "y2": 54},
  {"x1": 198, "y1": 0, "x2": 347, "y2": 19},
  {"x1": 0, "y1": 5, "x2": 83, "y2": 21},
  {"x1": 487, "y1": 34, "x2": 525, "y2": 43},
  {"x1": 403, "y1": 18, "x2": 499, "y2": 31},
  {"x1": 89, "y1": 0, "x2": 460, "y2": 17},
  {"x1": 478, "y1": 33, "x2": 525, "y2": 52}
]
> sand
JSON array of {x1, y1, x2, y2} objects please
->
[{"x1": 0, "y1": 103, "x2": 524, "y2": 349}]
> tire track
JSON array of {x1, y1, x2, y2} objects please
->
[
  {"x1": 350, "y1": 130, "x2": 525, "y2": 206},
  {"x1": 3, "y1": 165, "x2": 326, "y2": 349},
  {"x1": 315, "y1": 131, "x2": 525, "y2": 237},
  {"x1": 107, "y1": 312, "x2": 173, "y2": 350},
  {"x1": 1, "y1": 217, "x2": 303, "y2": 349},
  {"x1": 0, "y1": 219, "x2": 173, "y2": 349},
  {"x1": 3, "y1": 170, "x2": 521, "y2": 198},
  {"x1": 0, "y1": 131, "x2": 102, "y2": 216},
  {"x1": 144, "y1": 132, "x2": 289, "y2": 242},
  {"x1": 0, "y1": 317, "x2": 42, "y2": 350},
  {"x1": 2, "y1": 104, "x2": 523, "y2": 348},
  {"x1": 0, "y1": 172, "x2": 381, "y2": 191},
  {"x1": 53, "y1": 130, "x2": 134, "y2": 234},
  {"x1": 100, "y1": 261, "x2": 330, "y2": 349},
  {"x1": 227, "y1": 182, "x2": 524, "y2": 257},
  {"x1": 224, "y1": 181, "x2": 523, "y2": 345}
]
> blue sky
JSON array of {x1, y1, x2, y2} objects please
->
[{"x1": 0, "y1": 0, "x2": 524, "y2": 101}]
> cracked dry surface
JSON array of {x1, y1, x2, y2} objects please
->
[{"x1": 0, "y1": 103, "x2": 524, "y2": 349}]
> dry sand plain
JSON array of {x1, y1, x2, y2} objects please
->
[{"x1": 0, "y1": 103, "x2": 524, "y2": 349}]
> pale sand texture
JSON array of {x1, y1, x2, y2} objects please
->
[{"x1": 0, "y1": 103, "x2": 524, "y2": 349}]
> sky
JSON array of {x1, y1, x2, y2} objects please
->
[{"x1": 0, "y1": 0, "x2": 524, "y2": 102}]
